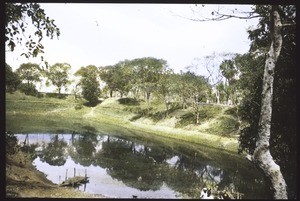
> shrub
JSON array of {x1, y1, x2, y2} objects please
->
[{"x1": 18, "y1": 83, "x2": 39, "y2": 97}]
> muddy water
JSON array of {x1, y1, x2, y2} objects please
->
[{"x1": 15, "y1": 133, "x2": 272, "y2": 199}]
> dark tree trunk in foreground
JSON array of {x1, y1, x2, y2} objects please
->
[{"x1": 252, "y1": 5, "x2": 287, "y2": 199}]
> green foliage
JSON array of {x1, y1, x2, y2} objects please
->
[
  {"x1": 238, "y1": 5, "x2": 296, "y2": 198},
  {"x1": 99, "y1": 60, "x2": 135, "y2": 98},
  {"x1": 75, "y1": 65, "x2": 101, "y2": 106},
  {"x1": 155, "y1": 68, "x2": 176, "y2": 116},
  {"x1": 219, "y1": 58, "x2": 240, "y2": 105},
  {"x1": 176, "y1": 105, "x2": 223, "y2": 127},
  {"x1": 5, "y1": 3, "x2": 60, "y2": 61},
  {"x1": 177, "y1": 71, "x2": 210, "y2": 124},
  {"x1": 223, "y1": 106, "x2": 238, "y2": 118},
  {"x1": 46, "y1": 63, "x2": 71, "y2": 95},
  {"x1": 130, "y1": 57, "x2": 168, "y2": 101},
  {"x1": 74, "y1": 98, "x2": 86, "y2": 110},
  {"x1": 18, "y1": 82, "x2": 39, "y2": 96},
  {"x1": 6, "y1": 132, "x2": 19, "y2": 155},
  {"x1": 44, "y1": 92, "x2": 68, "y2": 99},
  {"x1": 5, "y1": 63, "x2": 21, "y2": 93},
  {"x1": 118, "y1": 98, "x2": 139, "y2": 106},
  {"x1": 219, "y1": 59, "x2": 237, "y2": 82},
  {"x1": 205, "y1": 116, "x2": 240, "y2": 136},
  {"x1": 16, "y1": 62, "x2": 42, "y2": 84},
  {"x1": 39, "y1": 134, "x2": 68, "y2": 166}
]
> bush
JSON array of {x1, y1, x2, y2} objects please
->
[
  {"x1": 18, "y1": 83, "x2": 39, "y2": 97},
  {"x1": 75, "y1": 104, "x2": 83, "y2": 110},
  {"x1": 74, "y1": 98, "x2": 86, "y2": 110},
  {"x1": 118, "y1": 98, "x2": 139, "y2": 106},
  {"x1": 224, "y1": 106, "x2": 239, "y2": 118},
  {"x1": 6, "y1": 132, "x2": 19, "y2": 155},
  {"x1": 44, "y1": 92, "x2": 69, "y2": 99}
]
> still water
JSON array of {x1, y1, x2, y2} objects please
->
[{"x1": 15, "y1": 133, "x2": 272, "y2": 199}]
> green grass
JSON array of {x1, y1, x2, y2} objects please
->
[
  {"x1": 5, "y1": 92, "x2": 241, "y2": 153},
  {"x1": 204, "y1": 115, "x2": 240, "y2": 136}
]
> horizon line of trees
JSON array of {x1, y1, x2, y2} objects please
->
[{"x1": 5, "y1": 55, "x2": 244, "y2": 106}]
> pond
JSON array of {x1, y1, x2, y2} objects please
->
[{"x1": 15, "y1": 133, "x2": 272, "y2": 199}]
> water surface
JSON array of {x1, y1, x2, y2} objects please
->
[{"x1": 15, "y1": 133, "x2": 272, "y2": 199}]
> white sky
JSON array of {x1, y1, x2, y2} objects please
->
[{"x1": 5, "y1": 3, "x2": 258, "y2": 76}]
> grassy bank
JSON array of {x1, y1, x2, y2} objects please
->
[{"x1": 6, "y1": 91, "x2": 241, "y2": 153}]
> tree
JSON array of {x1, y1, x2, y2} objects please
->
[
  {"x1": 114, "y1": 60, "x2": 136, "y2": 97},
  {"x1": 240, "y1": 5, "x2": 296, "y2": 199},
  {"x1": 5, "y1": 63, "x2": 21, "y2": 92},
  {"x1": 46, "y1": 63, "x2": 71, "y2": 95},
  {"x1": 75, "y1": 65, "x2": 101, "y2": 106},
  {"x1": 219, "y1": 58, "x2": 241, "y2": 105},
  {"x1": 155, "y1": 68, "x2": 175, "y2": 117},
  {"x1": 99, "y1": 60, "x2": 135, "y2": 98},
  {"x1": 191, "y1": 52, "x2": 235, "y2": 104},
  {"x1": 5, "y1": 3, "x2": 60, "y2": 66},
  {"x1": 187, "y1": 4, "x2": 296, "y2": 198},
  {"x1": 15, "y1": 62, "x2": 41, "y2": 95},
  {"x1": 249, "y1": 6, "x2": 288, "y2": 199},
  {"x1": 131, "y1": 57, "x2": 168, "y2": 103},
  {"x1": 99, "y1": 65, "x2": 118, "y2": 98},
  {"x1": 179, "y1": 71, "x2": 209, "y2": 124}
]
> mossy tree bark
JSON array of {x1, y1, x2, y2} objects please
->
[{"x1": 252, "y1": 5, "x2": 287, "y2": 199}]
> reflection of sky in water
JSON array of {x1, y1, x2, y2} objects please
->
[
  {"x1": 33, "y1": 155, "x2": 179, "y2": 198},
  {"x1": 166, "y1": 156, "x2": 180, "y2": 166},
  {"x1": 15, "y1": 133, "x2": 271, "y2": 199}
]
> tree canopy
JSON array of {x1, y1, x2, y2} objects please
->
[
  {"x1": 46, "y1": 63, "x2": 71, "y2": 95},
  {"x1": 5, "y1": 3, "x2": 60, "y2": 67}
]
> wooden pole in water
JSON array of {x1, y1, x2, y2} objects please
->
[
  {"x1": 65, "y1": 169, "x2": 68, "y2": 181},
  {"x1": 74, "y1": 168, "x2": 76, "y2": 177}
]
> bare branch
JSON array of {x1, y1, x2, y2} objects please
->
[
  {"x1": 170, "y1": 5, "x2": 260, "y2": 22},
  {"x1": 281, "y1": 23, "x2": 296, "y2": 27}
]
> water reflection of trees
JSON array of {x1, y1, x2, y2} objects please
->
[
  {"x1": 93, "y1": 137, "x2": 166, "y2": 191},
  {"x1": 68, "y1": 133, "x2": 99, "y2": 166},
  {"x1": 22, "y1": 133, "x2": 271, "y2": 198},
  {"x1": 39, "y1": 134, "x2": 68, "y2": 166},
  {"x1": 66, "y1": 135, "x2": 270, "y2": 198},
  {"x1": 163, "y1": 147, "x2": 226, "y2": 198},
  {"x1": 19, "y1": 134, "x2": 40, "y2": 161}
]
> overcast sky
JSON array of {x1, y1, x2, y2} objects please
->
[{"x1": 6, "y1": 3, "x2": 259, "y2": 75}]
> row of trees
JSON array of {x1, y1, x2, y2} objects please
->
[
  {"x1": 6, "y1": 62, "x2": 71, "y2": 97},
  {"x1": 5, "y1": 57, "x2": 213, "y2": 121},
  {"x1": 6, "y1": 55, "x2": 251, "y2": 106}
]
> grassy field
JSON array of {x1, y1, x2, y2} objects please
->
[{"x1": 6, "y1": 91, "x2": 241, "y2": 153}]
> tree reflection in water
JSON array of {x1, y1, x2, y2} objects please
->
[
  {"x1": 39, "y1": 134, "x2": 68, "y2": 166},
  {"x1": 15, "y1": 133, "x2": 272, "y2": 198},
  {"x1": 68, "y1": 133, "x2": 99, "y2": 167}
]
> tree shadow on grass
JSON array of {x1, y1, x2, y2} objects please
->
[
  {"x1": 118, "y1": 98, "x2": 140, "y2": 106},
  {"x1": 82, "y1": 125, "x2": 97, "y2": 134},
  {"x1": 176, "y1": 112, "x2": 195, "y2": 127},
  {"x1": 83, "y1": 100, "x2": 103, "y2": 107}
]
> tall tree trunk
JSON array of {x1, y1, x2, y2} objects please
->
[
  {"x1": 146, "y1": 91, "x2": 151, "y2": 103},
  {"x1": 195, "y1": 111, "x2": 200, "y2": 124},
  {"x1": 215, "y1": 89, "x2": 220, "y2": 104},
  {"x1": 252, "y1": 5, "x2": 287, "y2": 199}
]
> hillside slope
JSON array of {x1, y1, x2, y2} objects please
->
[{"x1": 6, "y1": 92, "x2": 240, "y2": 152}]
